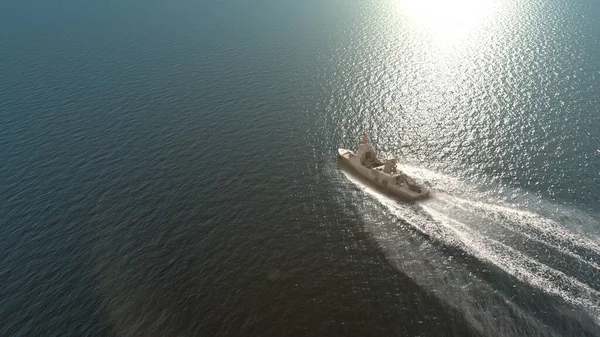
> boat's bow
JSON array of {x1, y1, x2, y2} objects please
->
[{"x1": 338, "y1": 148, "x2": 353, "y2": 159}]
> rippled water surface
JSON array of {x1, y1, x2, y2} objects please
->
[{"x1": 1, "y1": 0, "x2": 599, "y2": 336}]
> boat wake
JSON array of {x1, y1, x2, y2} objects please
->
[{"x1": 337, "y1": 164, "x2": 600, "y2": 336}]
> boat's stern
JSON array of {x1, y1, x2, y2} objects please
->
[{"x1": 417, "y1": 187, "x2": 431, "y2": 200}]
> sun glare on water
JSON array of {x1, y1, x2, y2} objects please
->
[{"x1": 395, "y1": 0, "x2": 500, "y2": 47}]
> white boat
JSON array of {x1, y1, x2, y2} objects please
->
[{"x1": 338, "y1": 131, "x2": 430, "y2": 201}]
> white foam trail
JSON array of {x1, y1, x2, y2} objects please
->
[
  {"x1": 338, "y1": 165, "x2": 600, "y2": 326},
  {"x1": 437, "y1": 193, "x2": 600, "y2": 251},
  {"x1": 422, "y1": 204, "x2": 600, "y2": 318},
  {"x1": 401, "y1": 163, "x2": 600, "y2": 255},
  {"x1": 429, "y1": 193, "x2": 600, "y2": 271},
  {"x1": 339, "y1": 170, "x2": 556, "y2": 335}
]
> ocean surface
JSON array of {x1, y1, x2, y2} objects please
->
[{"x1": 1, "y1": 0, "x2": 599, "y2": 336}]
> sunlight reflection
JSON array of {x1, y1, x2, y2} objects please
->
[
  {"x1": 359, "y1": 0, "x2": 511, "y2": 165},
  {"x1": 395, "y1": 0, "x2": 499, "y2": 47}
]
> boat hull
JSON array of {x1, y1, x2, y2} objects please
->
[{"x1": 337, "y1": 148, "x2": 429, "y2": 202}]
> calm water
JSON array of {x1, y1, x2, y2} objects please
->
[{"x1": 1, "y1": 0, "x2": 599, "y2": 336}]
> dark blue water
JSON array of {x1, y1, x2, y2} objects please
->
[{"x1": 1, "y1": 0, "x2": 599, "y2": 336}]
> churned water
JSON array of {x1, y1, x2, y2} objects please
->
[{"x1": 1, "y1": 0, "x2": 599, "y2": 336}]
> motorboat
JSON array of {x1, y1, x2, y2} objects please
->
[{"x1": 338, "y1": 131, "x2": 430, "y2": 201}]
